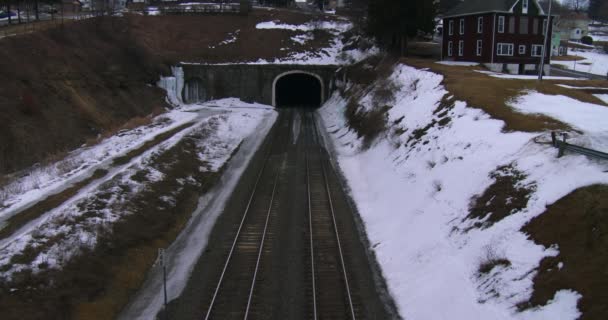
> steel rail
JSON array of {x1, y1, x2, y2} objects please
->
[
  {"x1": 310, "y1": 113, "x2": 357, "y2": 320},
  {"x1": 243, "y1": 170, "x2": 281, "y2": 319},
  {"x1": 305, "y1": 123, "x2": 319, "y2": 320},
  {"x1": 203, "y1": 120, "x2": 279, "y2": 320}
]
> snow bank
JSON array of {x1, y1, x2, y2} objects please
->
[
  {"x1": 436, "y1": 61, "x2": 480, "y2": 66},
  {"x1": 318, "y1": 64, "x2": 608, "y2": 319},
  {"x1": 595, "y1": 94, "x2": 608, "y2": 104},
  {"x1": 256, "y1": 20, "x2": 352, "y2": 33},
  {"x1": 475, "y1": 70, "x2": 580, "y2": 80},
  {"x1": 552, "y1": 49, "x2": 608, "y2": 76},
  {"x1": 0, "y1": 98, "x2": 276, "y2": 281},
  {"x1": 510, "y1": 91, "x2": 608, "y2": 133}
]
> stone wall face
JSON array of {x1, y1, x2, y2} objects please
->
[{"x1": 181, "y1": 64, "x2": 338, "y2": 106}]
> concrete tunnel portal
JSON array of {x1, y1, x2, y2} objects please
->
[
  {"x1": 180, "y1": 64, "x2": 336, "y2": 107},
  {"x1": 273, "y1": 71, "x2": 324, "y2": 108}
]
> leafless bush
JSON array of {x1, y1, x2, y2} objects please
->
[
  {"x1": 373, "y1": 78, "x2": 400, "y2": 106},
  {"x1": 433, "y1": 180, "x2": 442, "y2": 192},
  {"x1": 478, "y1": 245, "x2": 511, "y2": 275}
]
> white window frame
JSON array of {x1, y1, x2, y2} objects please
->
[
  {"x1": 448, "y1": 41, "x2": 453, "y2": 56},
  {"x1": 478, "y1": 17, "x2": 483, "y2": 33},
  {"x1": 497, "y1": 43, "x2": 514, "y2": 56},
  {"x1": 519, "y1": 45, "x2": 526, "y2": 55},
  {"x1": 498, "y1": 16, "x2": 505, "y2": 33},
  {"x1": 532, "y1": 45, "x2": 544, "y2": 57},
  {"x1": 476, "y1": 40, "x2": 483, "y2": 56},
  {"x1": 459, "y1": 40, "x2": 464, "y2": 56},
  {"x1": 523, "y1": 0, "x2": 529, "y2": 14},
  {"x1": 460, "y1": 19, "x2": 465, "y2": 35},
  {"x1": 449, "y1": 20, "x2": 454, "y2": 35}
]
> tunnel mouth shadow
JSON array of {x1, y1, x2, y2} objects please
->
[{"x1": 274, "y1": 73, "x2": 322, "y2": 109}]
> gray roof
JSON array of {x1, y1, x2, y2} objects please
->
[{"x1": 444, "y1": 0, "x2": 519, "y2": 17}]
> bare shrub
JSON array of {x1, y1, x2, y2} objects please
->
[
  {"x1": 433, "y1": 180, "x2": 442, "y2": 192},
  {"x1": 478, "y1": 245, "x2": 511, "y2": 275},
  {"x1": 373, "y1": 78, "x2": 399, "y2": 106}
]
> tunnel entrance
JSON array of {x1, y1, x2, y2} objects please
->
[{"x1": 274, "y1": 72, "x2": 323, "y2": 108}]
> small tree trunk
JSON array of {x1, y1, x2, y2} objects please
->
[
  {"x1": 8, "y1": 2, "x2": 12, "y2": 25},
  {"x1": 35, "y1": 0, "x2": 39, "y2": 21},
  {"x1": 400, "y1": 34, "x2": 408, "y2": 56}
]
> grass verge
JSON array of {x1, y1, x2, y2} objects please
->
[
  {"x1": 519, "y1": 184, "x2": 608, "y2": 320},
  {"x1": 0, "y1": 119, "x2": 236, "y2": 320},
  {"x1": 402, "y1": 57, "x2": 608, "y2": 132},
  {"x1": 466, "y1": 165, "x2": 536, "y2": 229}
]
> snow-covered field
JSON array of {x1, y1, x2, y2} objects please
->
[
  {"x1": 552, "y1": 49, "x2": 608, "y2": 76},
  {"x1": 0, "y1": 110, "x2": 199, "y2": 224},
  {"x1": 318, "y1": 64, "x2": 608, "y2": 319},
  {"x1": 0, "y1": 97, "x2": 276, "y2": 281}
]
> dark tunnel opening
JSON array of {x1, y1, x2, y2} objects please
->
[{"x1": 275, "y1": 73, "x2": 322, "y2": 108}]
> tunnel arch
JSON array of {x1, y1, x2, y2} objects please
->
[
  {"x1": 272, "y1": 71, "x2": 324, "y2": 108},
  {"x1": 183, "y1": 77, "x2": 207, "y2": 104}
]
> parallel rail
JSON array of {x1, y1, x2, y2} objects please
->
[
  {"x1": 202, "y1": 112, "x2": 287, "y2": 319},
  {"x1": 305, "y1": 112, "x2": 358, "y2": 319}
]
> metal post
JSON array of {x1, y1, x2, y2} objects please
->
[{"x1": 538, "y1": 0, "x2": 552, "y2": 80}]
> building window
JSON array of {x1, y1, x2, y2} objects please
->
[
  {"x1": 449, "y1": 20, "x2": 454, "y2": 35},
  {"x1": 542, "y1": 19, "x2": 548, "y2": 35},
  {"x1": 478, "y1": 17, "x2": 483, "y2": 33},
  {"x1": 533, "y1": 18, "x2": 539, "y2": 34},
  {"x1": 523, "y1": 0, "x2": 529, "y2": 14},
  {"x1": 532, "y1": 45, "x2": 544, "y2": 57},
  {"x1": 509, "y1": 16, "x2": 516, "y2": 33},
  {"x1": 459, "y1": 40, "x2": 464, "y2": 56},
  {"x1": 460, "y1": 19, "x2": 465, "y2": 35},
  {"x1": 519, "y1": 45, "x2": 526, "y2": 55},
  {"x1": 476, "y1": 40, "x2": 483, "y2": 56},
  {"x1": 448, "y1": 41, "x2": 453, "y2": 56},
  {"x1": 498, "y1": 16, "x2": 505, "y2": 33},
  {"x1": 520, "y1": 17, "x2": 529, "y2": 34},
  {"x1": 497, "y1": 43, "x2": 514, "y2": 56}
]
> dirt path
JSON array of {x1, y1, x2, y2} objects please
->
[{"x1": 158, "y1": 109, "x2": 399, "y2": 319}]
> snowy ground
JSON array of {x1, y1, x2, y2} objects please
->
[
  {"x1": 475, "y1": 70, "x2": 581, "y2": 80},
  {"x1": 318, "y1": 64, "x2": 608, "y2": 319},
  {"x1": 119, "y1": 100, "x2": 276, "y2": 320},
  {"x1": 0, "y1": 98, "x2": 276, "y2": 281},
  {"x1": 183, "y1": 19, "x2": 378, "y2": 66},
  {"x1": 0, "y1": 110, "x2": 199, "y2": 224},
  {"x1": 552, "y1": 48, "x2": 608, "y2": 76},
  {"x1": 589, "y1": 24, "x2": 608, "y2": 42}
]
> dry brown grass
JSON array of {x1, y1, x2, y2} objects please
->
[
  {"x1": 466, "y1": 165, "x2": 535, "y2": 229},
  {"x1": 551, "y1": 55, "x2": 586, "y2": 61},
  {"x1": 0, "y1": 169, "x2": 108, "y2": 241},
  {"x1": 85, "y1": 106, "x2": 166, "y2": 147},
  {"x1": 402, "y1": 57, "x2": 608, "y2": 132},
  {"x1": 520, "y1": 184, "x2": 608, "y2": 320}
]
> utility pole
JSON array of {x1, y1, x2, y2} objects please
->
[{"x1": 539, "y1": 0, "x2": 553, "y2": 81}]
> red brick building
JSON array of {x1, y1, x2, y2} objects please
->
[{"x1": 442, "y1": 0, "x2": 554, "y2": 75}]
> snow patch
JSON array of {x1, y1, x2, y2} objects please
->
[{"x1": 318, "y1": 63, "x2": 608, "y2": 320}]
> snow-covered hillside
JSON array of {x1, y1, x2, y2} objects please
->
[{"x1": 318, "y1": 64, "x2": 608, "y2": 319}]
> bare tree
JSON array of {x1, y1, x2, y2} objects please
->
[{"x1": 565, "y1": 0, "x2": 589, "y2": 13}]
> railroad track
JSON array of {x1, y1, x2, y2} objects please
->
[
  {"x1": 200, "y1": 111, "x2": 290, "y2": 320},
  {"x1": 304, "y1": 112, "x2": 359, "y2": 320},
  {"x1": 198, "y1": 110, "x2": 360, "y2": 319}
]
